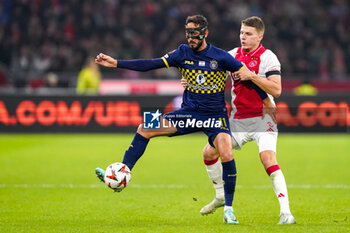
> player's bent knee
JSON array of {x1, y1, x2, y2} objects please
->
[
  {"x1": 219, "y1": 151, "x2": 233, "y2": 162},
  {"x1": 260, "y1": 150, "x2": 278, "y2": 168},
  {"x1": 136, "y1": 124, "x2": 154, "y2": 139},
  {"x1": 202, "y1": 144, "x2": 219, "y2": 161}
]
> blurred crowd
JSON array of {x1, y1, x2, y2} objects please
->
[{"x1": 0, "y1": 0, "x2": 349, "y2": 88}]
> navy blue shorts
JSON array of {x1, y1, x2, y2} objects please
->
[{"x1": 163, "y1": 106, "x2": 231, "y2": 148}]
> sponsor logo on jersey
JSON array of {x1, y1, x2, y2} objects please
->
[
  {"x1": 199, "y1": 61, "x2": 205, "y2": 66},
  {"x1": 185, "y1": 60, "x2": 194, "y2": 65},
  {"x1": 196, "y1": 74, "x2": 206, "y2": 84},
  {"x1": 188, "y1": 83, "x2": 217, "y2": 90}
]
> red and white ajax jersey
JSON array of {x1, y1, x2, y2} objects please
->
[{"x1": 228, "y1": 44, "x2": 281, "y2": 119}]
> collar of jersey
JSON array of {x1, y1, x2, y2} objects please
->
[
  {"x1": 242, "y1": 44, "x2": 264, "y2": 57},
  {"x1": 189, "y1": 43, "x2": 211, "y2": 55}
]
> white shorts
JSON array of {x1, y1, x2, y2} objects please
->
[{"x1": 229, "y1": 115, "x2": 278, "y2": 153}]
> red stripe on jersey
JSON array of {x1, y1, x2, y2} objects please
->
[
  {"x1": 266, "y1": 165, "x2": 280, "y2": 176},
  {"x1": 231, "y1": 45, "x2": 266, "y2": 119}
]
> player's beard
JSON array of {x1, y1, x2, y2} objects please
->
[{"x1": 189, "y1": 40, "x2": 203, "y2": 52}]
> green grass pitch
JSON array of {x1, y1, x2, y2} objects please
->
[{"x1": 0, "y1": 133, "x2": 349, "y2": 233}]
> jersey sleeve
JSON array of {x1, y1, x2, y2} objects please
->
[
  {"x1": 161, "y1": 45, "x2": 185, "y2": 68},
  {"x1": 228, "y1": 47, "x2": 238, "y2": 57},
  {"x1": 220, "y1": 52, "x2": 243, "y2": 72},
  {"x1": 117, "y1": 58, "x2": 166, "y2": 71},
  {"x1": 261, "y1": 50, "x2": 281, "y2": 77}
]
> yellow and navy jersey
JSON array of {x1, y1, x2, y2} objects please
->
[{"x1": 162, "y1": 44, "x2": 243, "y2": 112}]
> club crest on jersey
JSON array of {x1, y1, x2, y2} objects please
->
[
  {"x1": 209, "y1": 60, "x2": 218, "y2": 70},
  {"x1": 249, "y1": 60, "x2": 258, "y2": 67},
  {"x1": 196, "y1": 74, "x2": 206, "y2": 84}
]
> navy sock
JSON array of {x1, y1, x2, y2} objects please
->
[
  {"x1": 222, "y1": 159, "x2": 237, "y2": 206},
  {"x1": 122, "y1": 133, "x2": 149, "y2": 170}
]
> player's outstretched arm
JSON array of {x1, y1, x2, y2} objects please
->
[
  {"x1": 95, "y1": 52, "x2": 168, "y2": 72},
  {"x1": 95, "y1": 53, "x2": 117, "y2": 68}
]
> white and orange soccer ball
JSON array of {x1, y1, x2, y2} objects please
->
[{"x1": 104, "y1": 162, "x2": 131, "y2": 192}]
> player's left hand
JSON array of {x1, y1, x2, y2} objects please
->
[
  {"x1": 262, "y1": 105, "x2": 277, "y2": 124},
  {"x1": 233, "y1": 64, "x2": 255, "y2": 81},
  {"x1": 262, "y1": 96, "x2": 277, "y2": 123},
  {"x1": 181, "y1": 76, "x2": 188, "y2": 88}
]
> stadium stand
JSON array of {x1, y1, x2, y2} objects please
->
[{"x1": 0, "y1": 0, "x2": 349, "y2": 92}]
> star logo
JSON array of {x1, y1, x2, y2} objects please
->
[
  {"x1": 151, "y1": 109, "x2": 162, "y2": 122},
  {"x1": 143, "y1": 109, "x2": 162, "y2": 129}
]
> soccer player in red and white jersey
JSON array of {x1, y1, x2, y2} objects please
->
[{"x1": 199, "y1": 16, "x2": 295, "y2": 224}]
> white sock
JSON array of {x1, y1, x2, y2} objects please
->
[
  {"x1": 204, "y1": 159, "x2": 224, "y2": 199},
  {"x1": 269, "y1": 169, "x2": 291, "y2": 215},
  {"x1": 224, "y1": 205, "x2": 233, "y2": 211}
]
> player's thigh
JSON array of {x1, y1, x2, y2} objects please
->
[
  {"x1": 259, "y1": 150, "x2": 278, "y2": 169},
  {"x1": 253, "y1": 131, "x2": 278, "y2": 154},
  {"x1": 252, "y1": 115, "x2": 278, "y2": 153},
  {"x1": 229, "y1": 118, "x2": 253, "y2": 150},
  {"x1": 201, "y1": 110, "x2": 231, "y2": 148}
]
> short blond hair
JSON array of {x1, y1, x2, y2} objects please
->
[{"x1": 241, "y1": 16, "x2": 265, "y2": 35}]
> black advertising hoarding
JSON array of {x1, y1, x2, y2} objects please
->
[
  {"x1": 0, "y1": 95, "x2": 175, "y2": 133},
  {"x1": 0, "y1": 95, "x2": 349, "y2": 133},
  {"x1": 275, "y1": 95, "x2": 349, "y2": 133}
]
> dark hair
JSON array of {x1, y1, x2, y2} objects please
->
[
  {"x1": 185, "y1": 15, "x2": 208, "y2": 29},
  {"x1": 241, "y1": 16, "x2": 265, "y2": 35}
]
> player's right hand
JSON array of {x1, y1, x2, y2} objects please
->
[{"x1": 95, "y1": 53, "x2": 117, "y2": 68}]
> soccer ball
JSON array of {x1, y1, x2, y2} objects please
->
[{"x1": 104, "y1": 162, "x2": 131, "y2": 192}]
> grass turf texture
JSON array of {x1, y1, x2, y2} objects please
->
[{"x1": 0, "y1": 134, "x2": 349, "y2": 233}]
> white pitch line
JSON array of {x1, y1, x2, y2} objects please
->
[{"x1": 0, "y1": 184, "x2": 349, "y2": 189}]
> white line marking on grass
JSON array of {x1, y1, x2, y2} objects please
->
[
  {"x1": 247, "y1": 184, "x2": 350, "y2": 189},
  {"x1": 0, "y1": 184, "x2": 105, "y2": 189},
  {"x1": 0, "y1": 184, "x2": 349, "y2": 189}
]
